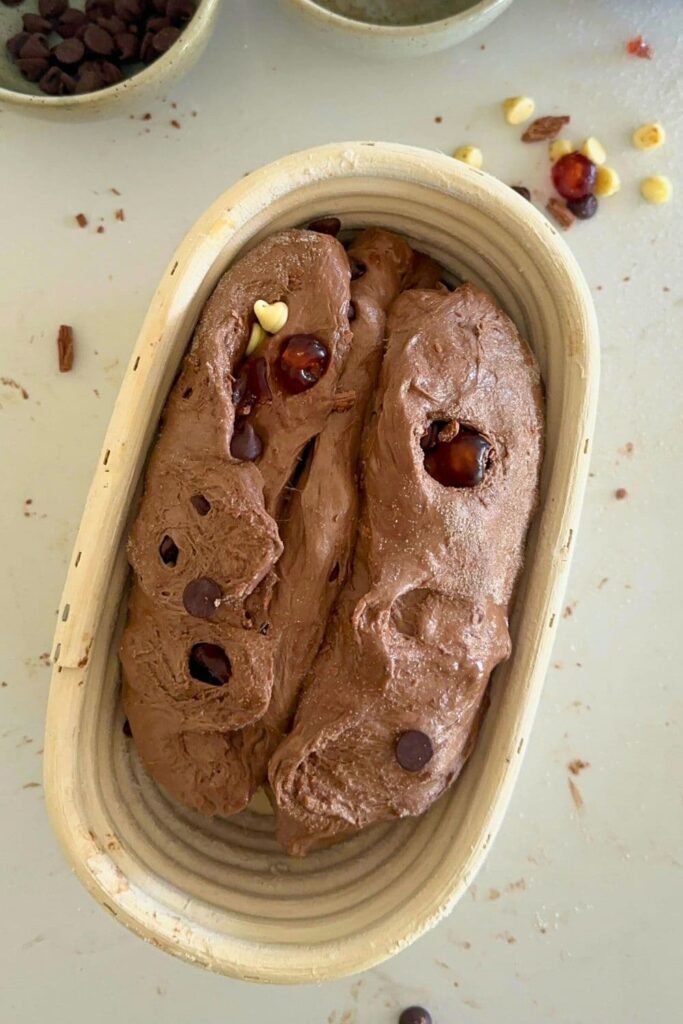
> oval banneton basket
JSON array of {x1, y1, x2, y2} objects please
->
[{"x1": 45, "y1": 142, "x2": 599, "y2": 983}]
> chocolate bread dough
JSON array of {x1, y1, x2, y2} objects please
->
[
  {"x1": 269, "y1": 283, "x2": 544, "y2": 855},
  {"x1": 175, "y1": 228, "x2": 418, "y2": 817},
  {"x1": 120, "y1": 229, "x2": 352, "y2": 813}
]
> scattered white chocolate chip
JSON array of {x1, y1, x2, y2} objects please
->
[
  {"x1": 581, "y1": 136, "x2": 607, "y2": 165},
  {"x1": 632, "y1": 122, "x2": 666, "y2": 151},
  {"x1": 453, "y1": 145, "x2": 483, "y2": 169},
  {"x1": 503, "y1": 95, "x2": 535, "y2": 125},
  {"x1": 594, "y1": 165, "x2": 621, "y2": 198},
  {"x1": 245, "y1": 322, "x2": 266, "y2": 356},
  {"x1": 254, "y1": 299, "x2": 289, "y2": 334},
  {"x1": 549, "y1": 138, "x2": 574, "y2": 162},
  {"x1": 640, "y1": 175, "x2": 672, "y2": 204}
]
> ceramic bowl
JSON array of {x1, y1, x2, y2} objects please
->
[
  {"x1": 0, "y1": 0, "x2": 220, "y2": 119},
  {"x1": 276, "y1": 0, "x2": 514, "y2": 57},
  {"x1": 45, "y1": 141, "x2": 599, "y2": 983}
]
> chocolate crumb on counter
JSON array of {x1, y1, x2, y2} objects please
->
[
  {"x1": 615, "y1": 487, "x2": 628, "y2": 500},
  {"x1": 75, "y1": 213, "x2": 88, "y2": 228},
  {"x1": 57, "y1": 324, "x2": 74, "y2": 372},
  {"x1": 96, "y1": 225, "x2": 105, "y2": 234},
  {"x1": 170, "y1": 118, "x2": 180, "y2": 128},
  {"x1": 115, "y1": 208, "x2": 125, "y2": 221},
  {"x1": 568, "y1": 759, "x2": 589, "y2": 775},
  {"x1": 1, "y1": 376, "x2": 29, "y2": 399}
]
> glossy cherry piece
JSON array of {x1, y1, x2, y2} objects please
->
[
  {"x1": 188, "y1": 643, "x2": 232, "y2": 686},
  {"x1": 233, "y1": 355, "x2": 271, "y2": 415},
  {"x1": 275, "y1": 335, "x2": 330, "y2": 395},
  {"x1": 424, "y1": 426, "x2": 491, "y2": 488},
  {"x1": 551, "y1": 152, "x2": 597, "y2": 202}
]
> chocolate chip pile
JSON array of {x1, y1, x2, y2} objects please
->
[{"x1": 3, "y1": 0, "x2": 196, "y2": 96}]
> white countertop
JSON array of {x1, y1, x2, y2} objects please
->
[{"x1": 2, "y1": 1, "x2": 681, "y2": 1020}]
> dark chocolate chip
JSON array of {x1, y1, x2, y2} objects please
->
[
  {"x1": 22, "y1": 14, "x2": 53, "y2": 33},
  {"x1": 159, "y1": 534, "x2": 179, "y2": 566},
  {"x1": 97, "y1": 13, "x2": 126, "y2": 33},
  {"x1": 57, "y1": 8, "x2": 87, "y2": 37},
  {"x1": 347, "y1": 301, "x2": 356, "y2": 322},
  {"x1": 17, "y1": 57, "x2": 50, "y2": 81},
  {"x1": 20, "y1": 34, "x2": 51, "y2": 60},
  {"x1": 349, "y1": 258, "x2": 366, "y2": 280},
  {"x1": 230, "y1": 420, "x2": 263, "y2": 462},
  {"x1": 146, "y1": 14, "x2": 170, "y2": 31},
  {"x1": 399, "y1": 1009, "x2": 432, "y2": 1024},
  {"x1": 139, "y1": 29, "x2": 155, "y2": 61},
  {"x1": 188, "y1": 642, "x2": 231, "y2": 686},
  {"x1": 115, "y1": 29, "x2": 138, "y2": 59},
  {"x1": 122, "y1": 718, "x2": 132, "y2": 737},
  {"x1": 395, "y1": 730, "x2": 433, "y2": 772},
  {"x1": 53, "y1": 36, "x2": 85, "y2": 63},
  {"x1": 152, "y1": 24, "x2": 180, "y2": 51},
  {"x1": 75, "y1": 64, "x2": 104, "y2": 91},
  {"x1": 567, "y1": 193, "x2": 598, "y2": 219},
  {"x1": 511, "y1": 185, "x2": 532, "y2": 201},
  {"x1": 6, "y1": 32, "x2": 30, "y2": 58},
  {"x1": 99, "y1": 59, "x2": 122, "y2": 84},
  {"x1": 40, "y1": 66, "x2": 76, "y2": 94},
  {"x1": 39, "y1": 0, "x2": 67, "y2": 17},
  {"x1": 114, "y1": 0, "x2": 142, "y2": 20},
  {"x1": 84, "y1": 23, "x2": 114, "y2": 55},
  {"x1": 85, "y1": 0, "x2": 113, "y2": 17},
  {"x1": 167, "y1": 0, "x2": 194, "y2": 23},
  {"x1": 190, "y1": 494, "x2": 211, "y2": 516},
  {"x1": 307, "y1": 216, "x2": 341, "y2": 236},
  {"x1": 182, "y1": 578, "x2": 222, "y2": 620}
]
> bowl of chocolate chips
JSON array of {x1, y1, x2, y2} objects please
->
[{"x1": 0, "y1": 0, "x2": 220, "y2": 114}]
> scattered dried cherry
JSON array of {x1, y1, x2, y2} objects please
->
[
  {"x1": 626, "y1": 35, "x2": 652, "y2": 59},
  {"x1": 275, "y1": 335, "x2": 330, "y2": 395},
  {"x1": 552, "y1": 152, "x2": 597, "y2": 202}
]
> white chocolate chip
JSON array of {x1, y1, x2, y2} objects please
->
[
  {"x1": 245, "y1": 322, "x2": 266, "y2": 356},
  {"x1": 549, "y1": 138, "x2": 574, "y2": 162},
  {"x1": 453, "y1": 145, "x2": 483, "y2": 169},
  {"x1": 581, "y1": 136, "x2": 607, "y2": 165},
  {"x1": 594, "y1": 165, "x2": 621, "y2": 198},
  {"x1": 254, "y1": 299, "x2": 289, "y2": 335},
  {"x1": 503, "y1": 95, "x2": 535, "y2": 125},
  {"x1": 633, "y1": 122, "x2": 666, "y2": 151},
  {"x1": 640, "y1": 175, "x2": 672, "y2": 204}
]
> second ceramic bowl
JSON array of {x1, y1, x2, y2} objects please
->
[
  {"x1": 277, "y1": 0, "x2": 514, "y2": 57},
  {"x1": 46, "y1": 141, "x2": 598, "y2": 983},
  {"x1": 0, "y1": 0, "x2": 221, "y2": 119}
]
